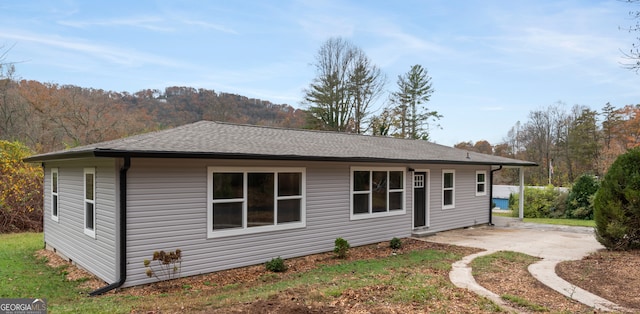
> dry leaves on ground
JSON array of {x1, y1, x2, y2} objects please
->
[
  {"x1": 557, "y1": 249, "x2": 640, "y2": 310},
  {"x1": 473, "y1": 251, "x2": 594, "y2": 313}
]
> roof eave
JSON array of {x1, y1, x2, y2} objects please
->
[
  {"x1": 93, "y1": 149, "x2": 538, "y2": 166},
  {"x1": 23, "y1": 148, "x2": 537, "y2": 167},
  {"x1": 23, "y1": 150, "x2": 97, "y2": 162}
]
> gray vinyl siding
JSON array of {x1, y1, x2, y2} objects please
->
[
  {"x1": 124, "y1": 158, "x2": 412, "y2": 287},
  {"x1": 419, "y1": 164, "x2": 492, "y2": 233},
  {"x1": 40, "y1": 156, "x2": 494, "y2": 288},
  {"x1": 42, "y1": 158, "x2": 118, "y2": 283}
]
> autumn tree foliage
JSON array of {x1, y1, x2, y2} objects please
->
[
  {"x1": 1, "y1": 80, "x2": 307, "y2": 153},
  {"x1": 0, "y1": 140, "x2": 43, "y2": 232}
]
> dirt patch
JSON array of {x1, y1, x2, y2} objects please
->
[
  {"x1": 473, "y1": 251, "x2": 594, "y2": 313},
  {"x1": 35, "y1": 249, "x2": 107, "y2": 290},
  {"x1": 557, "y1": 250, "x2": 640, "y2": 309}
]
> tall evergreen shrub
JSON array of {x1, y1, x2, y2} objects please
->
[
  {"x1": 566, "y1": 174, "x2": 599, "y2": 220},
  {"x1": 594, "y1": 148, "x2": 640, "y2": 250}
]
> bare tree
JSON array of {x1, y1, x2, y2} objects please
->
[
  {"x1": 347, "y1": 49, "x2": 386, "y2": 134},
  {"x1": 621, "y1": 0, "x2": 640, "y2": 72},
  {"x1": 304, "y1": 37, "x2": 385, "y2": 133}
]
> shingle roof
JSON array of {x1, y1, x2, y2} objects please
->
[{"x1": 24, "y1": 121, "x2": 537, "y2": 166}]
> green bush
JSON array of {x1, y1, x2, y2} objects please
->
[
  {"x1": 550, "y1": 190, "x2": 569, "y2": 218},
  {"x1": 594, "y1": 148, "x2": 640, "y2": 250},
  {"x1": 509, "y1": 185, "x2": 561, "y2": 218},
  {"x1": 566, "y1": 174, "x2": 599, "y2": 220},
  {"x1": 334, "y1": 237, "x2": 350, "y2": 259},
  {"x1": 265, "y1": 256, "x2": 287, "y2": 272},
  {"x1": 389, "y1": 237, "x2": 402, "y2": 250}
]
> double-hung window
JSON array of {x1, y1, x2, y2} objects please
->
[
  {"x1": 51, "y1": 168, "x2": 59, "y2": 222},
  {"x1": 442, "y1": 170, "x2": 455, "y2": 209},
  {"x1": 350, "y1": 167, "x2": 405, "y2": 219},
  {"x1": 207, "y1": 167, "x2": 306, "y2": 238},
  {"x1": 84, "y1": 168, "x2": 96, "y2": 238},
  {"x1": 476, "y1": 171, "x2": 487, "y2": 196}
]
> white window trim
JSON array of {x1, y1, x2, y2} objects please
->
[
  {"x1": 207, "y1": 167, "x2": 306, "y2": 238},
  {"x1": 476, "y1": 170, "x2": 487, "y2": 196},
  {"x1": 442, "y1": 169, "x2": 455, "y2": 210},
  {"x1": 51, "y1": 168, "x2": 59, "y2": 222},
  {"x1": 83, "y1": 167, "x2": 96, "y2": 238},
  {"x1": 350, "y1": 167, "x2": 406, "y2": 220}
]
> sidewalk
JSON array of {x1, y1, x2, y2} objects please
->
[{"x1": 421, "y1": 219, "x2": 632, "y2": 312}]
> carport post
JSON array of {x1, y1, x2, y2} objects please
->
[{"x1": 519, "y1": 166, "x2": 524, "y2": 220}]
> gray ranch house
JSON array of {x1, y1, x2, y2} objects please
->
[{"x1": 25, "y1": 121, "x2": 536, "y2": 294}]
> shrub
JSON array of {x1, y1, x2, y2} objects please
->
[
  {"x1": 334, "y1": 237, "x2": 350, "y2": 259},
  {"x1": 565, "y1": 174, "x2": 599, "y2": 220},
  {"x1": 550, "y1": 190, "x2": 569, "y2": 218},
  {"x1": 144, "y1": 249, "x2": 182, "y2": 281},
  {"x1": 265, "y1": 256, "x2": 287, "y2": 272},
  {"x1": 0, "y1": 140, "x2": 43, "y2": 233},
  {"x1": 389, "y1": 237, "x2": 402, "y2": 250},
  {"x1": 509, "y1": 185, "x2": 560, "y2": 218},
  {"x1": 594, "y1": 148, "x2": 640, "y2": 250}
]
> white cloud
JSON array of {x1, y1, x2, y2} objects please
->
[
  {"x1": 181, "y1": 20, "x2": 238, "y2": 34},
  {"x1": 58, "y1": 16, "x2": 173, "y2": 32},
  {"x1": 0, "y1": 30, "x2": 189, "y2": 68}
]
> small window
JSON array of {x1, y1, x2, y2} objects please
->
[
  {"x1": 476, "y1": 171, "x2": 487, "y2": 196},
  {"x1": 414, "y1": 174, "x2": 425, "y2": 188},
  {"x1": 442, "y1": 170, "x2": 455, "y2": 209},
  {"x1": 208, "y1": 167, "x2": 306, "y2": 238},
  {"x1": 350, "y1": 167, "x2": 406, "y2": 219},
  {"x1": 51, "y1": 168, "x2": 59, "y2": 222},
  {"x1": 84, "y1": 168, "x2": 96, "y2": 238}
]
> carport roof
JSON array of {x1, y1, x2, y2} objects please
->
[{"x1": 25, "y1": 120, "x2": 538, "y2": 166}]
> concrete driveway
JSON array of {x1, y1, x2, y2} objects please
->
[{"x1": 422, "y1": 217, "x2": 631, "y2": 312}]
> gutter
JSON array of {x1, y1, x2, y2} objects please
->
[
  {"x1": 89, "y1": 156, "x2": 130, "y2": 296},
  {"x1": 488, "y1": 165, "x2": 503, "y2": 226}
]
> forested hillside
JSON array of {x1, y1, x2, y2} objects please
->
[{"x1": 0, "y1": 79, "x2": 307, "y2": 153}]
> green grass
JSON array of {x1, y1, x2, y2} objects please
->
[
  {"x1": 0, "y1": 233, "x2": 140, "y2": 313},
  {"x1": 493, "y1": 211, "x2": 595, "y2": 227},
  {"x1": 501, "y1": 294, "x2": 549, "y2": 312},
  {"x1": 470, "y1": 251, "x2": 539, "y2": 276},
  {"x1": 522, "y1": 217, "x2": 595, "y2": 227},
  {"x1": 0, "y1": 233, "x2": 503, "y2": 313}
]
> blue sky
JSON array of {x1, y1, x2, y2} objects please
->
[{"x1": 1, "y1": 0, "x2": 639, "y2": 145}]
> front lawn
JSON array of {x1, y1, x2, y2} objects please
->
[{"x1": 1, "y1": 233, "x2": 501, "y2": 313}]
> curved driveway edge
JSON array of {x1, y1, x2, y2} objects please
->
[
  {"x1": 420, "y1": 218, "x2": 633, "y2": 313},
  {"x1": 449, "y1": 250, "x2": 521, "y2": 313},
  {"x1": 529, "y1": 260, "x2": 628, "y2": 312}
]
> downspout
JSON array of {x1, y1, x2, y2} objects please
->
[
  {"x1": 488, "y1": 165, "x2": 503, "y2": 226},
  {"x1": 89, "y1": 156, "x2": 130, "y2": 296}
]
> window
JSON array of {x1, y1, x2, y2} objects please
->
[
  {"x1": 350, "y1": 167, "x2": 405, "y2": 219},
  {"x1": 51, "y1": 168, "x2": 59, "y2": 222},
  {"x1": 414, "y1": 174, "x2": 424, "y2": 188},
  {"x1": 476, "y1": 171, "x2": 487, "y2": 196},
  {"x1": 207, "y1": 167, "x2": 305, "y2": 238},
  {"x1": 84, "y1": 168, "x2": 96, "y2": 238},
  {"x1": 442, "y1": 170, "x2": 455, "y2": 209}
]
